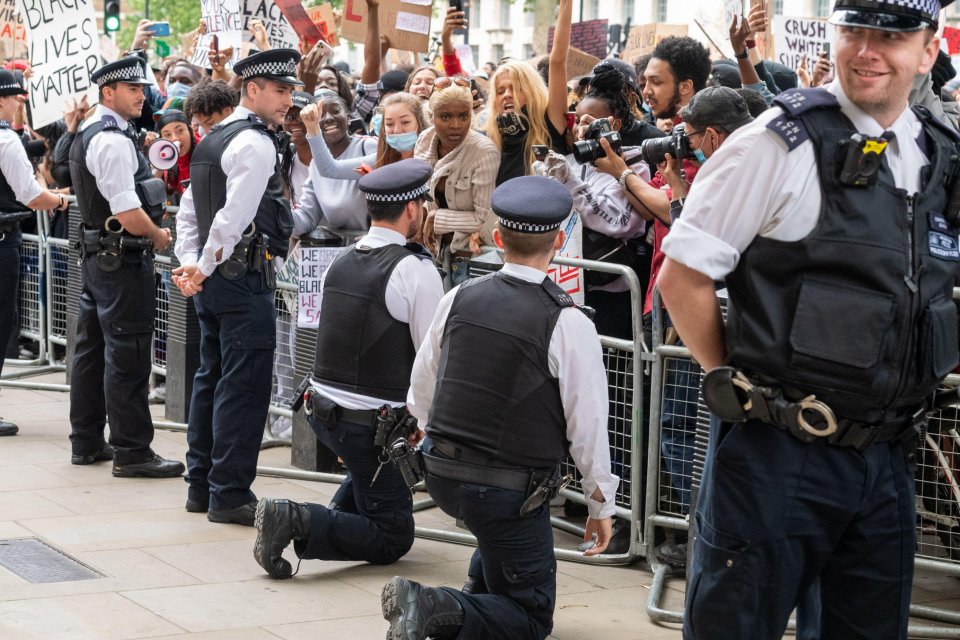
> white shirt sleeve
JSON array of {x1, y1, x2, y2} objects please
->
[
  {"x1": 197, "y1": 129, "x2": 278, "y2": 276},
  {"x1": 85, "y1": 130, "x2": 141, "y2": 215},
  {"x1": 174, "y1": 184, "x2": 199, "y2": 265},
  {"x1": 549, "y1": 307, "x2": 620, "y2": 520},
  {"x1": 406, "y1": 289, "x2": 457, "y2": 424},
  {"x1": 564, "y1": 156, "x2": 648, "y2": 241},
  {"x1": 0, "y1": 130, "x2": 43, "y2": 206},
  {"x1": 387, "y1": 255, "x2": 445, "y2": 349},
  {"x1": 293, "y1": 172, "x2": 324, "y2": 237}
]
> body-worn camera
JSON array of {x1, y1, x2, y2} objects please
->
[
  {"x1": 838, "y1": 133, "x2": 888, "y2": 187},
  {"x1": 573, "y1": 119, "x2": 623, "y2": 164},
  {"x1": 640, "y1": 123, "x2": 696, "y2": 165}
]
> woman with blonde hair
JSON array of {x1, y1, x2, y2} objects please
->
[
  {"x1": 415, "y1": 77, "x2": 500, "y2": 284},
  {"x1": 487, "y1": 0, "x2": 572, "y2": 185}
]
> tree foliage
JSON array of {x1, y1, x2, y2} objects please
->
[{"x1": 118, "y1": 0, "x2": 202, "y2": 53}]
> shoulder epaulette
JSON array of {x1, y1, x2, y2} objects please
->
[
  {"x1": 766, "y1": 113, "x2": 809, "y2": 152},
  {"x1": 100, "y1": 115, "x2": 120, "y2": 130},
  {"x1": 772, "y1": 87, "x2": 839, "y2": 117}
]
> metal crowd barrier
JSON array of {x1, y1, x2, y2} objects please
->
[
  {"x1": 5, "y1": 208, "x2": 651, "y2": 566},
  {"x1": 644, "y1": 287, "x2": 960, "y2": 637}
]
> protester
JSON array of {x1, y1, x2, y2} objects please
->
[{"x1": 183, "y1": 79, "x2": 239, "y2": 135}]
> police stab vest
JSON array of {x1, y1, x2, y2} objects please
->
[
  {"x1": 725, "y1": 88, "x2": 960, "y2": 424},
  {"x1": 0, "y1": 122, "x2": 31, "y2": 221},
  {"x1": 313, "y1": 243, "x2": 421, "y2": 402},
  {"x1": 69, "y1": 116, "x2": 165, "y2": 230},
  {"x1": 189, "y1": 115, "x2": 293, "y2": 258},
  {"x1": 427, "y1": 272, "x2": 574, "y2": 468}
]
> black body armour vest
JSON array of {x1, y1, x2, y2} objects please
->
[
  {"x1": 0, "y1": 123, "x2": 30, "y2": 217},
  {"x1": 428, "y1": 272, "x2": 577, "y2": 468},
  {"x1": 189, "y1": 116, "x2": 293, "y2": 258},
  {"x1": 725, "y1": 88, "x2": 960, "y2": 424},
  {"x1": 69, "y1": 118, "x2": 165, "y2": 229},
  {"x1": 313, "y1": 243, "x2": 421, "y2": 402}
]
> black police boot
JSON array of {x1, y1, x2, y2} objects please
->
[
  {"x1": 253, "y1": 498, "x2": 311, "y2": 580},
  {"x1": 208, "y1": 500, "x2": 258, "y2": 527},
  {"x1": 0, "y1": 419, "x2": 18, "y2": 437},
  {"x1": 112, "y1": 454, "x2": 185, "y2": 478},
  {"x1": 71, "y1": 443, "x2": 115, "y2": 465},
  {"x1": 381, "y1": 576, "x2": 464, "y2": 640}
]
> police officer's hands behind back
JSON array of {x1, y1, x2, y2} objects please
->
[{"x1": 172, "y1": 263, "x2": 205, "y2": 297}]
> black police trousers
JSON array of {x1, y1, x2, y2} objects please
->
[
  {"x1": 0, "y1": 228, "x2": 20, "y2": 380},
  {"x1": 423, "y1": 438, "x2": 556, "y2": 640},
  {"x1": 69, "y1": 252, "x2": 157, "y2": 464},
  {"x1": 684, "y1": 415, "x2": 917, "y2": 640},
  {"x1": 185, "y1": 269, "x2": 276, "y2": 511},
  {"x1": 292, "y1": 411, "x2": 414, "y2": 564}
]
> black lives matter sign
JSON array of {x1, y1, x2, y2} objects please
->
[{"x1": 17, "y1": 0, "x2": 100, "y2": 128}]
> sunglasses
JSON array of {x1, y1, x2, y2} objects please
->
[{"x1": 433, "y1": 76, "x2": 471, "y2": 90}]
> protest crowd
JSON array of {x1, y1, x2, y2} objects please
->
[{"x1": 3, "y1": 0, "x2": 960, "y2": 637}]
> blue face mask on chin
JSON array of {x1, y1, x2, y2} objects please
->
[
  {"x1": 386, "y1": 131, "x2": 418, "y2": 153},
  {"x1": 694, "y1": 148, "x2": 707, "y2": 164},
  {"x1": 371, "y1": 113, "x2": 383, "y2": 136}
]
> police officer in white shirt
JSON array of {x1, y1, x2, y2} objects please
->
[
  {"x1": 173, "y1": 49, "x2": 300, "y2": 526},
  {"x1": 381, "y1": 175, "x2": 619, "y2": 640},
  {"x1": 0, "y1": 69, "x2": 70, "y2": 436},
  {"x1": 254, "y1": 159, "x2": 443, "y2": 580},
  {"x1": 658, "y1": 0, "x2": 960, "y2": 637},
  {"x1": 68, "y1": 57, "x2": 183, "y2": 477}
]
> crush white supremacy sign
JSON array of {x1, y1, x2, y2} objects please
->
[{"x1": 17, "y1": 0, "x2": 100, "y2": 128}]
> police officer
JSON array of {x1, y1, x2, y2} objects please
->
[
  {"x1": 381, "y1": 176, "x2": 619, "y2": 640},
  {"x1": 68, "y1": 57, "x2": 184, "y2": 477},
  {"x1": 657, "y1": 1, "x2": 959, "y2": 638},
  {"x1": 0, "y1": 69, "x2": 70, "y2": 436},
  {"x1": 253, "y1": 159, "x2": 443, "y2": 579},
  {"x1": 173, "y1": 49, "x2": 301, "y2": 526}
]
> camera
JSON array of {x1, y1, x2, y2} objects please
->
[
  {"x1": 640, "y1": 123, "x2": 696, "y2": 165},
  {"x1": 572, "y1": 119, "x2": 623, "y2": 164}
]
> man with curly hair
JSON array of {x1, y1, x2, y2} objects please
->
[
  {"x1": 643, "y1": 36, "x2": 711, "y2": 122},
  {"x1": 183, "y1": 79, "x2": 239, "y2": 136}
]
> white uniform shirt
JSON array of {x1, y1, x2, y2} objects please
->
[
  {"x1": 80, "y1": 106, "x2": 141, "y2": 215},
  {"x1": 175, "y1": 106, "x2": 281, "y2": 276},
  {"x1": 662, "y1": 81, "x2": 929, "y2": 280},
  {"x1": 0, "y1": 124, "x2": 42, "y2": 208},
  {"x1": 407, "y1": 262, "x2": 620, "y2": 519},
  {"x1": 310, "y1": 226, "x2": 444, "y2": 410}
]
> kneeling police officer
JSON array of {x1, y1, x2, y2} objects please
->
[
  {"x1": 254, "y1": 159, "x2": 444, "y2": 579},
  {"x1": 382, "y1": 176, "x2": 619, "y2": 640}
]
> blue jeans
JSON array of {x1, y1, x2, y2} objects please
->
[
  {"x1": 185, "y1": 269, "x2": 276, "y2": 510},
  {"x1": 684, "y1": 416, "x2": 917, "y2": 639},
  {"x1": 424, "y1": 438, "x2": 555, "y2": 640},
  {"x1": 292, "y1": 412, "x2": 414, "y2": 564}
]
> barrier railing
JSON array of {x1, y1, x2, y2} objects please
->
[{"x1": 643, "y1": 286, "x2": 960, "y2": 637}]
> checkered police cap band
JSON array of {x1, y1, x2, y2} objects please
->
[
  {"x1": 838, "y1": 0, "x2": 941, "y2": 18},
  {"x1": 365, "y1": 183, "x2": 431, "y2": 202},
  {"x1": 97, "y1": 64, "x2": 146, "y2": 87},
  {"x1": 241, "y1": 59, "x2": 298, "y2": 79},
  {"x1": 497, "y1": 218, "x2": 563, "y2": 233},
  {"x1": 0, "y1": 83, "x2": 20, "y2": 92}
]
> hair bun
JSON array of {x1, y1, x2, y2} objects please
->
[{"x1": 589, "y1": 66, "x2": 625, "y2": 94}]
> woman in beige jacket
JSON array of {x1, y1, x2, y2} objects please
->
[{"x1": 415, "y1": 78, "x2": 500, "y2": 285}]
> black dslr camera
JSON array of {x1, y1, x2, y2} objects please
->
[
  {"x1": 641, "y1": 123, "x2": 696, "y2": 165},
  {"x1": 572, "y1": 119, "x2": 623, "y2": 164}
]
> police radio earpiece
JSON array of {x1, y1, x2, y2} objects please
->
[{"x1": 148, "y1": 139, "x2": 180, "y2": 171}]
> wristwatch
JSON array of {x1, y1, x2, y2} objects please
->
[
  {"x1": 618, "y1": 168, "x2": 632, "y2": 188},
  {"x1": 57, "y1": 194, "x2": 65, "y2": 210},
  {"x1": 735, "y1": 48, "x2": 749, "y2": 60}
]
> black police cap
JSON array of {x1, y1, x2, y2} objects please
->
[
  {"x1": 492, "y1": 176, "x2": 572, "y2": 234},
  {"x1": 0, "y1": 69, "x2": 26, "y2": 97},
  {"x1": 831, "y1": 0, "x2": 955, "y2": 32},
  {"x1": 359, "y1": 158, "x2": 434, "y2": 203},
  {"x1": 233, "y1": 49, "x2": 304, "y2": 87},
  {"x1": 91, "y1": 56, "x2": 152, "y2": 88}
]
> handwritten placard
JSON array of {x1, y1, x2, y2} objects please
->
[
  {"x1": 242, "y1": 0, "x2": 298, "y2": 51},
  {"x1": 17, "y1": 0, "x2": 100, "y2": 129},
  {"x1": 297, "y1": 246, "x2": 341, "y2": 329},
  {"x1": 341, "y1": 0, "x2": 432, "y2": 54},
  {"x1": 0, "y1": 0, "x2": 26, "y2": 60},
  {"x1": 773, "y1": 15, "x2": 834, "y2": 71},
  {"x1": 620, "y1": 23, "x2": 688, "y2": 63},
  {"x1": 192, "y1": 0, "x2": 243, "y2": 68}
]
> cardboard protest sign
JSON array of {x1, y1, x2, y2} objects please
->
[
  {"x1": 17, "y1": 0, "x2": 99, "y2": 129},
  {"x1": 0, "y1": 0, "x2": 26, "y2": 60},
  {"x1": 242, "y1": 0, "x2": 298, "y2": 51},
  {"x1": 773, "y1": 16, "x2": 834, "y2": 72},
  {"x1": 548, "y1": 19, "x2": 609, "y2": 60},
  {"x1": 297, "y1": 246, "x2": 341, "y2": 328},
  {"x1": 192, "y1": 0, "x2": 243, "y2": 68},
  {"x1": 274, "y1": 0, "x2": 324, "y2": 48},
  {"x1": 306, "y1": 3, "x2": 339, "y2": 47},
  {"x1": 454, "y1": 43, "x2": 474, "y2": 74},
  {"x1": 526, "y1": 46, "x2": 599, "y2": 82},
  {"x1": 341, "y1": 0, "x2": 432, "y2": 54},
  {"x1": 620, "y1": 23, "x2": 688, "y2": 63}
]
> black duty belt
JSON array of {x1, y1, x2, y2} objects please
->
[
  {"x1": 424, "y1": 439, "x2": 557, "y2": 493},
  {"x1": 337, "y1": 406, "x2": 379, "y2": 427},
  {"x1": 702, "y1": 366, "x2": 924, "y2": 452}
]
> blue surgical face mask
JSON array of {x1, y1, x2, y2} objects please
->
[
  {"x1": 166, "y1": 82, "x2": 191, "y2": 99},
  {"x1": 370, "y1": 113, "x2": 383, "y2": 136},
  {"x1": 694, "y1": 148, "x2": 707, "y2": 164},
  {"x1": 386, "y1": 131, "x2": 418, "y2": 152},
  {"x1": 640, "y1": 101, "x2": 651, "y2": 114}
]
